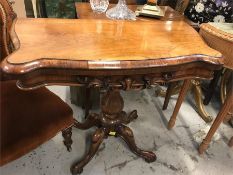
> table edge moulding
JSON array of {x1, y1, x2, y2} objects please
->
[{"x1": 2, "y1": 18, "x2": 222, "y2": 90}]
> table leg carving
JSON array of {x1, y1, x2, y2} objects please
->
[
  {"x1": 116, "y1": 124, "x2": 156, "y2": 162},
  {"x1": 121, "y1": 110, "x2": 138, "y2": 124},
  {"x1": 168, "y1": 79, "x2": 191, "y2": 129},
  {"x1": 62, "y1": 127, "x2": 73, "y2": 152},
  {"x1": 74, "y1": 113, "x2": 100, "y2": 130},
  {"x1": 192, "y1": 80, "x2": 213, "y2": 123},
  {"x1": 71, "y1": 128, "x2": 106, "y2": 175},
  {"x1": 199, "y1": 86, "x2": 233, "y2": 154},
  {"x1": 71, "y1": 89, "x2": 156, "y2": 174}
]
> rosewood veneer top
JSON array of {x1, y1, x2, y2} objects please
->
[{"x1": 3, "y1": 18, "x2": 222, "y2": 74}]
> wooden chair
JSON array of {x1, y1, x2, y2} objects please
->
[
  {"x1": 0, "y1": 0, "x2": 74, "y2": 166},
  {"x1": 162, "y1": 0, "x2": 233, "y2": 124},
  {"x1": 198, "y1": 23, "x2": 233, "y2": 153}
]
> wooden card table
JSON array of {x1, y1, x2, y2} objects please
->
[{"x1": 2, "y1": 18, "x2": 222, "y2": 174}]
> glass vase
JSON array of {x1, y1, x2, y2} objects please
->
[
  {"x1": 106, "y1": 0, "x2": 136, "y2": 20},
  {"x1": 90, "y1": 0, "x2": 109, "y2": 13}
]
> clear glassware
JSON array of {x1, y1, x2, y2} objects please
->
[
  {"x1": 90, "y1": 0, "x2": 109, "y2": 13},
  {"x1": 106, "y1": 0, "x2": 136, "y2": 20}
]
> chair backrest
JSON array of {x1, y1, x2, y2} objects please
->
[
  {"x1": 0, "y1": 0, "x2": 17, "y2": 60},
  {"x1": 200, "y1": 23, "x2": 233, "y2": 70}
]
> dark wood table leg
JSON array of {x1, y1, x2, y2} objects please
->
[
  {"x1": 163, "y1": 82, "x2": 177, "y2": 110},
  {"x1": 116, "y1": 124, "x2": 156, "y2": 162},
  {"x1": 71, "y1": 128, "x2": 106, "y2": 174},
  {"x1": 203, "y1": 69, "x2": 223, "y2": 105},
  {"x1": 168, "y1": 79, "x2": 191, "y2": 129},
  {"x1": 199, "y1": 86, "x2": 233, "y2": 154},
  {"x1": 71, "y1": 89, "x2": 156, "y2": 174}
]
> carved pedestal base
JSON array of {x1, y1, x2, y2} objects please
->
[{"x1": 72, "y1": 90, "x2": 156, "y2": 174}]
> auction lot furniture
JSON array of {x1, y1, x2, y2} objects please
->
[
  {"x1": 2, "y1": 17, "x2": 222, "y2": 174},
  {"x1": 0, "y1": 0, "x2": 74, "y2": 166}
]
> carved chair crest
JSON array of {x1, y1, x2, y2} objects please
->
[{"x1": 0, "y1": 0, "x2": 17, "y2": 59}]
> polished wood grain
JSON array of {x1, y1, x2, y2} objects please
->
[
  {"x1": 3, "y1": 18, "x2": 221, "y2": 74},
  {"x1": 1, "y1": 17, "x2": 223, "y2": 90}
]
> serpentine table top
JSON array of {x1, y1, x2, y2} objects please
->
[{"x1": 3, "y1": 18, "x2": 222, "y2": 88}]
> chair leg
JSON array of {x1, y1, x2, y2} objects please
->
[
  {"x1": 228, "y1": 136, "x2": 233, "y2": 147},
  {"x1": 192, "y1": 80, "x2": 212, "y2": 123},
  {"x1": 163, "y1": 82, "x2": 177, "y2": 110},
  {"x1": 84, "y1": 87, "x2": 91, "y2": 118},
  {"x1": 199, "y1": 86, "x2": 233, "y2": 154},
  {"x1": 168, "y1": 79, "x2": 191, "y2": 129},
  {"x1": 62, "y1": 127, "x2": 73, "y2": 152},
  {"x1": 203, "y1": 69, "x2": 223, "y2": 105}
]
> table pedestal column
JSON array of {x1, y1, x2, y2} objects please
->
[{"x1": 71, "y1": 89, "x2": 156, "y2": 174}]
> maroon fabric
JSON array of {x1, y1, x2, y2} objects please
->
[{"x1": 0, "y1": 80, "x2": 73, "y2": 166}]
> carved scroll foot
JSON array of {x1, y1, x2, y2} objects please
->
[
  {"x1": 192, "y1": 80, "x2": 213, "y2": 123},
  {"x1": 116, "y1": 124, "x2": 156, "y2": 162},
  {"x1": 62, "y1": 127, "x2": 73, "y2": 152},
  {"x1": 71, "y1": 128, "x2": 106, "y2": 175}
]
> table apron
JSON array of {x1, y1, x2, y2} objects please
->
[{"x1": 14, "y1": 64, "x2": 221, "y2": 90}]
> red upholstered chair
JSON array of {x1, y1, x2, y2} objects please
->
[{"x1": 0, "y1": 0, "x2": 74, "y2": 166}]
